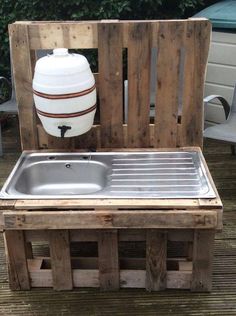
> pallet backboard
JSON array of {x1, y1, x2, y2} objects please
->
[{"x1": 9, "y1": 19, "x2": 211, "y2": 150}]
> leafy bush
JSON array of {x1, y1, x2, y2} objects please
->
[{"x1": 0, "y1": 0, "x2": 217, "y2": 79}]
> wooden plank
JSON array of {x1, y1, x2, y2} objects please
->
[
  {"x1": 29, "y1": 268, "x2": 191, "y2": 289},
  {"x1": 30, "y1": 270, "x2": 53, "y2": 288},
  {"x1": 14, "y1": 198, "x2": 201, "y2": 209},
  {"x1": 98, "y1": 22, "x2": 124, "y2": 148},
  {"x1": 0, "y1": 200, "x2": 16, "y2": 231},
  {"x1": 27, "y1": 258, "x2": 43, "y2": 271},
  {"x1": 98, "y1": 230, "x2": 119, "y2": 290},
  {"x1": 0, "y1": 200, "x2": 16, "y2": 210},
  {"x1": 154, "y1": 21, "x2": 184, "y2": 147},
  {"x1": 166, "y1": 271, "x2": 191, "y2": 289},
  {"x1": 127, "y1": 22, "x2": 152, "y2": 147},
  {"x1": 9, "y1": 24, "x2": 38, "y2": 150},
  {"x1": 3, "y1": 210, "x2": 218, "y2": 230},
  {"x1": 28, "y1": 22, "x2": 98, "y2": 49},
  {"x1": 0, "y1": 211, "x2": 4, "y2": 232},
  {"x1": 14, "y1": 197, "x2": 221, "y2": 211},
  {"x1": 14, "y1": 197, "x2": 212, "y2": 210},
  {"x1": 146, "y1": 230, "x2": 167, "y2": 291},
  {"x1": 180, "y1": 19, "x2": 211, "y2": 148},
  {"x1": 74, "y1": 125, "x2": 100, "y2": 150},
  {"x1": 49, "y1": 230, "x2": 73, "y2": 290},
  {"x1": 191, "y1": 229, "x2": 215, "y2": 292},
  {"x1": 3, "y1": 231, "x2": 30, "y2": 290}
]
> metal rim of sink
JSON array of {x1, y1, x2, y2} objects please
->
[{"x1": 0, "y1": 150, "x2": 216, "y2": 199}]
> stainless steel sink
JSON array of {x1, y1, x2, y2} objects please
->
[{"x1": 0, "y1": 151, "x2": 216, "y2": 199}]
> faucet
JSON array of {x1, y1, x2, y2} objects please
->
[
  {"x1": 88, "y1": 147, "x2": 96, "y2": 161},
  {"x1": 58, "y1": 125, "x2": 71, "y2": 138}
]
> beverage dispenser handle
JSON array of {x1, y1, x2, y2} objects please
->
[{"x1": 58, "y1": 125, "x2": 71, "y2": 138}]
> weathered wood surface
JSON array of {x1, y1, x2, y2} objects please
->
[
  {"x1": 154, "y1": 21, "x2": 183, "y2": 148},
  {"x1": 98, "y1": 23, "x2": 124, "y2": 148},
  {"x1": 3, "y1": 231, "x2": 30, "y2": 290},
  {"x1": 0, "y1": 126, "x2": 234, "y2": 314},
  {"x1": 179, "y1": 20, "x2": 211, "y2": 147},
  {"x1": 146, "y1": 230, "x2": 167, "y2": 290},
  {"x1": 3, "y1": 210, "x2": 218, "y2": 230},
  {"x1": 127, "y1": 22, "x2": 151, "y2": 147},
  {"x1": 9, "y1": 24, "x2": 38, "y2": 150},
  {"x1": 191, "y1": 229, "x2": 215, "y2": 292},
  {"x1": 49, "y1": 230, "x2": 73, "y2": 290},
  {"x1": 9, "y1": 19, "x2": 211, "y2": 151},
  {"x1": 13, "y1": 195, "x2": 222, "y2": 210},
  {"x1": 98, "y1": 230, "x2": 119, "y2": 290}
]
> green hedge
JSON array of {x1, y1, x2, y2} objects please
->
[{"x1": 0, "y1": 0, "x2": 217, "y2": 79}]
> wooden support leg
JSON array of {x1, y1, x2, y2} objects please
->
[
  {"x1": 4, "y1": 230, "x2": 30, "y2": 290},
  {"x1": 191, "y1": 230, "x2": 215, "y2": 292},
  {"x1": 98, "y1": 230, "x2": 119, "y2": 291},
  {"x1": 49, "y1": 230, "x2": 73, "y2": 291},
  {"x1": 146, "y1": 230, "x2": 167, "y2": 291}
]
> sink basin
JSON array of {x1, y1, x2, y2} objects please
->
[
  {"x1": 0, "y1": 151, "x2": 216, "y2": 199},
  {"x1": 14, "y1": 160, "x2": 107, "y2": 195}
]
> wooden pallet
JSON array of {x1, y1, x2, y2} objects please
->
[{"x1": 0, "y1": 19, "x2": 223, "y2": 292}]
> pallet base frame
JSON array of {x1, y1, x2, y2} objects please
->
[{"x1": 3, "y1": 228, "x2": 216, "y2": 292}]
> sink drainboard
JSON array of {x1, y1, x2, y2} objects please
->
[{"x1": 0, "y1": 151, "x2": 216, "y2": 199}]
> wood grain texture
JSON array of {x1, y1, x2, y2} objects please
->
[
  {"x1": 49, "y1": 230, "x2": 73, "y2": 290},
  {"x1": 3, "y1": 210, "x2": 218, "y2": 230},
  {"x1": 98, "y1": 22, "x2": 124, "y2": 147},
  {"x1": 28, "y1": 22, "x2": 98, "y2": 49},
  {"x1": 180, "y1": 20, "x2": 211, "y2": 148},
  {"x1": 98, "y1": 230, "x2": 119, "y2": 290},
  {"x1": 9, "y1": 20, "x2": 211, "y2": 151},
  {"x1": 28, "y1": 268, "x2": 191, "y2": 289},
  {"x1": 146, "y1": 230, "x2": 167, "y2": 291},
  {"x1": 3, "y1": 231, "x2": 30, "y2": 290},
  {"x1": 9, "y1": 24, "x2": 38, "y2": 150},
  {"x1": 154, "y1": 21, "x2": 184, "y2": 147},
  {"x1": 191, "y1": 229, "x2": 215, "y2": 292},
  {"x1": 127, "y1": 23, "x2": 152, "y2": 147}
]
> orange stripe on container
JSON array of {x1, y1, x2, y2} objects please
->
[
  {"x1": 36, "y1": 104, "x2": 96, "y2": 118},
  {"x1": 33, "y1": 84, "x2": 96, "y2": 100}
]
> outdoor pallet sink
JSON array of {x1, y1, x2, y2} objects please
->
[{"x1": 0, "y1": 151, "x2": 216, "y2": 199}]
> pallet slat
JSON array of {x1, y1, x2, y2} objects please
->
[
  {"x1": 180, "y1": 20, "x2": 211, "y2": 147},
  {"x1": 9, "y1": 24, "x2": 38, "y2": 150},
  {"x1": 127, "y1": 22, "x2": 152, "y2": 147},
  {"x1": 28, "y1": 268, "x2": 191, "y2": 289},
  {"x1": 146, "y1": 230, "x2": 167, "y2": 291},
  {"x1": 3, "y1": 210, "x2": 218, "y2": 230},
  {"x1": 191, "y1": 230, "x2": 215, "y2": 292},
  {"x1": 98, "y1": 22, "x2": 124, "y2": 148},
  {"x1": 98, "y1": 230, "x2": 119, "y2": 290},
  {"x1": 154, "y1": 21, "x2": 183, "y2": 147},
  {"x1": 3, "y1": 231, "x2": 30, "y2": 290},
  {"x1": 49, "y1": 230, "x2": 73, "y2": 290}
]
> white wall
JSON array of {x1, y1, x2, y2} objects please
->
[{"x1": 205, "y1": 31, "x2": 236, "y2": 123}]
